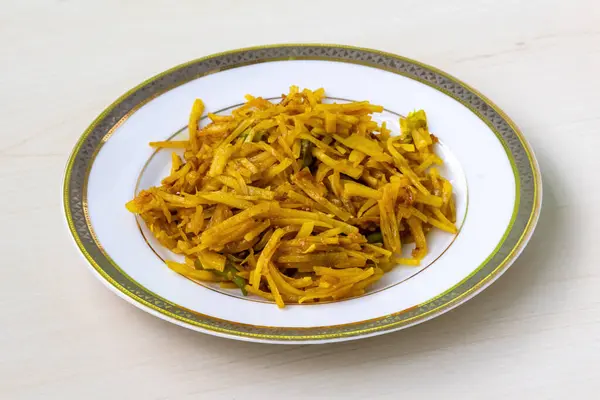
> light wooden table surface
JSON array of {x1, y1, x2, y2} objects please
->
[{"x1": 2, "y1": 1, "x2": 599, "y2": 399}]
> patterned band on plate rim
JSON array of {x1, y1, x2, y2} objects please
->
[{"x1": 63, "y1": 44, "x2": 541, "y2": 342}]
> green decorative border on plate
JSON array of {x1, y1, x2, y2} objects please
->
[{"x1": 63, "y1": 44, "x2": 541, "y2": 342}]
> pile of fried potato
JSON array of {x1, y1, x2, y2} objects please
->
[{"x1": 126, "y1": 87, "x2": 456, "y2": 308}]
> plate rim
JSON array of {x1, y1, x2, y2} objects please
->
[{"x1": 62, "y1": 44, "x2": 542, "y2": 343}]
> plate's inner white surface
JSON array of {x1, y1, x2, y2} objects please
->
[
  {"x1": 137, "y1": 100, "x2": 468, "y2": 302},
  {"x1": 86, "y1": 60, "x2": 516, "y2": 327}
]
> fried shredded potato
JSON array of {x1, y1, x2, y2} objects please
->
[{"x1": 126, "y1": 87, "x2": 456, "y2": 308}]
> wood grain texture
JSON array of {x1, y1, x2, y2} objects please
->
[{"x1": 1, "y1": 0, "x2": 599, "y2": 398}]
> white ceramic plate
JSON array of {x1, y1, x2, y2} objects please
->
[{"x1": 63, "y1": 45, "x2": 541, "y2": 344}]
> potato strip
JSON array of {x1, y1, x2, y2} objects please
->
[{"x1": 127, "y1": 88, "x2": 457, "y2": 307}]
